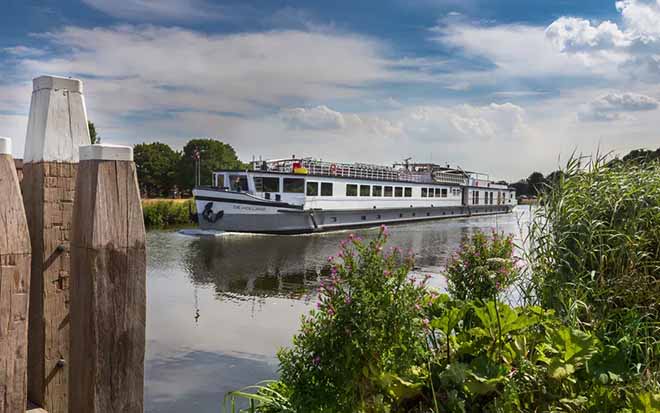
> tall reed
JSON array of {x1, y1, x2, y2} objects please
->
[{"x1": 526, "y1": 156, "x2": 660, "y2": 380}]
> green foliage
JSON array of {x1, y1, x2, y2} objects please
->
[
  {"x1": 445, "y1": 230, "x2": 518, "y2": 301},
  {"x1": 527, "y1": 157, "x2": 660, "y2": 377},
  {"x1": 425, "y1": 296, "x2": 639, "y2": 412},
  {"x1": 178, "y1": 139, "x2": 246, "y2": 192},
  {"x1": 134, "y1": 142, "x2": 182, "y2": 197},
  {"x1": 277, "y1": 227, "x2": 430, "y2": 412},
  {"x1": 88, "y1": 120, "x2": 98, "y2": 144},
  {"x1": 142, "y1": 199, "x2": 194, "y2": 228}
]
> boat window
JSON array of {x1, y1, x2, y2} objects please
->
[
  {"x1": 435, "y1": 188, "x2": 442, "y2": 197},
  {"x1": 384, "y1": 186, "x2": 393, "y2": 197},
  {"x1": 360, "y1": 185, "x2": 371, "y2": 196},
  {"x1": 421, "y1": 188, "x2": 427, "y2": 197},
  {"x1": 306, "y1": 181, "x2": 319, "y2": 196},
  {"x1": 321, "y1": 182, "x2": 333, "y2": 196},
  {"x1": 490, "y1": 192, "x2": 494, "y2": 204},
  {"x1": 395, "y1": 187, "x2": 403, "y2": 197},
  {"x1": 372, "y1": 185, "x2": 382, "y2": 196},
  {"x1": 404, "y1": 187, "x2": 412, "y2": 197},
  {"x1": 229, "y1": 175, "x2": 248, "y2": 191},
  {"x1": 215, "y1": 174, "x2": 225, "y2": 188},
  {"x1": 441, "y1": 188, "x2": 448, "y2": 198},
  {"x1": 254, "y1": 176, "x2": 279, "y2": 193},
  {"x1": 429, "y1": 188, "x2": 435, "y2": 197},
  {"x1": 346, "y1": 184, "x2": 358, "y2": 196},
  {"x1": 283, "y1": 178, "x2": 304, "y2": 193}
]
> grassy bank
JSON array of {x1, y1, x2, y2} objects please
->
[
  {"x1": 142, "y1": 198, "x2": 195, "y2": 228},
  {"x1": 225, "y1": 157, "x2": 660, "y2": 412}
]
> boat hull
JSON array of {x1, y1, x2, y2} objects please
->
[{"x1": 194, "y1": 188, "x2": 513, "y2": 234}]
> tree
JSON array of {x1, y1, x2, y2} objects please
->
[
  {"x1": 622, "y1": 148, "x2": 660, "y2": 164},
  {"x1": 527, "y1": 171, "x2": 546, "y2": 196},
  {"x1": 88, "y1": 121, "x2": 99, "y2": 144},
  {"x1": 177, "y1": 139, "x2": 246, "y2": 192},
  {"x1": 134, "y1": 142, "x2": 181, "y2": 197},
  {"x1": 510, "y1": 180, "x2": 530, "y2": 197}
]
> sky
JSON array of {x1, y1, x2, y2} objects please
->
[{"x1": 1, "y1": 0, "x2": 659, "y2": 180}]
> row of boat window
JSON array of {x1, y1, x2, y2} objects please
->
[{"x1": 243, "y1": 176, "x2": 512, "y2": 202}]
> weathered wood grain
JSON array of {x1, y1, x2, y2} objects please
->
[
  {"x1": 0, "y1": 154, "x2": 31, "y2": 413},
  {"x1": 22, "y1": 162, "x2": 77, "y2": 413},
  {"x1": 70, "y1": 159, "x2": 146, "y2": 413}
]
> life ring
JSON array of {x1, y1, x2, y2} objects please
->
[
  {"x1": 330, "y1": 163, "x2": 337, "y2": 175},
  {"x1": 202, "y1": 202, "x2": 224, "y2": 223}
]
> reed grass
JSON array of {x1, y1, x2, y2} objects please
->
[
  {"x1": 142, "y1": 198, "x2": 195, "y2": 228},
  {"x1": 526, "y1": 155, "x2": 660, "y2": 380}
]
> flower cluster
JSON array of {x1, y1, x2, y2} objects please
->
[
  {"x1": 445, "y1": 229, "x2": 519, "y2": 301},
  {"x1": 277, "y1": 225, "x2": 430, "y2": 411}
]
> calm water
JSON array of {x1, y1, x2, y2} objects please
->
[{"x1": 144, "y1": 206, "x2": 530, "y2": 412}]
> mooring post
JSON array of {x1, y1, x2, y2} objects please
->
[
  {"x1": 70, "y1": 144, "x2": 146, "y2": 413},
  {"x1": 22, "y1": 75, "x2": 91, "y2": 412},
  {"x1": 0, "y1": 137, "x2": 31, "y2": 413}
]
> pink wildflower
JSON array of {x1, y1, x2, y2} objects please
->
[
  {"x1": 313, "y1": 355, "x2": 321, "y2": 366},
  {"x1": 344, "y1": 296, "x2": 352, "y2": 305}
]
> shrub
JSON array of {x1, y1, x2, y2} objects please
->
[
  {"x1": 527, "y1": 157, "x2": 660, "y2": 377},
  {"x1": 425, "y1": 295, "x2": 644, "y2": 413},
  {"x1": 445, "y1": 230, "x2": 518, "y2": 302},
  {"x1": 142, "y1": 199, "x2": 195, "y2": 228},
  {"x1": 277, "y1": 227, "x2": 430, "y2": 412}
]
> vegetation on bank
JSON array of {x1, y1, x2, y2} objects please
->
[
  {"x1": 224, "y1": 157, "x2": 660, "y2": 412},
  {"x1": 142, "y1": 198, "x2": 195, "y2": 228},
  {"x1": 134, "y1": 139, "x2": 247, "y2": 197}
]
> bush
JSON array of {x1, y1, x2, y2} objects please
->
[
  {"x1": 425, "y1": 295, "x2": 642, "y2": 413},
  {"x1": 142, "y1": 199, "x2": 195, "y2": 228},
  {"x1": 445, "y1": 230, "x2": 518, "y2": 302},
  {"x1": 527, "y1": 157, "x2": 660, "y2": 377},
  {"x1": 277, "y1": 227, "x2": 430, "y2": 412}
]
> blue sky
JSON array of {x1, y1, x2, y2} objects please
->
[{"x1": 1, "y1": 0, "x2": 659, "y2": 179}]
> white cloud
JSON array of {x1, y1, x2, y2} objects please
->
[
  {"x1": 278, "y1": 105, "x2": 404, "y2": 138},
  {"x1": 578, "y1": 92, "x2": 659, "y2": 121},
  {"x1": 544, "y1": 1, "x2": 660, "y2": 82},
  {"x1": 2, "y1": 46, "x2": 46, "y2": 57},
  {"x1": 432, "y1": 22, "x2": 622, "y2": 83},
  {"x1": 280, "y1": 106, "x2": 346, "y2": 130},
  {"x1": 545, "y1": 17, "x2": 629, "y2": 52},
  {"x1": 15, "y1": 25, "x2": 397, "y2": 119},
  {"x1": 81, "y1": 0, "x2": 224, "y2": 21},
  {"x1": 616, "y1": 0, "x2": 660, "y2": 42}
]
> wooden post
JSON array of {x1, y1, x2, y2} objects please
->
[
  {"x1": 70, "y1": 144, "x2": 146, "y2": 413},
  {"x1": 0, "y1": 137, "x2": 31, "y2": 413},
  {"x1": 22, "y1": 75, "x2": 91, "y2": 412}
]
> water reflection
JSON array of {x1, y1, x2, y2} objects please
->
[
  {"x1": 144, "y1": 207, "x2": 530, "y2": 413},
  {"x1": 179, "y1": 209, "x2": 528, "y2": 298}
]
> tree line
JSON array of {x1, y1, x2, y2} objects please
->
[
  {"x1": 510, "y1": 147, "x2": 660, "y2": 198},
  {"x1": 133, "y1": 139, "x2": 246, "y2": 197}
]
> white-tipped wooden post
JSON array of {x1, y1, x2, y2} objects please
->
[
  {"x1": 70, "y1": 144, "x2": 146, "y2": 413},
  {"x1": 0, "y1": 137, "x2": 31, "y2": 413},
  {"x1": 22, "y1": 75, "x2": 90, "y2": 412}
]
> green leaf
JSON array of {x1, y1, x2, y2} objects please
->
[
  {"x1": 631, "y1": 392, "x2": 660, "y2": 412},
  {"x1": 547, "y1": 326, "x2": 600, "y2": 364}
]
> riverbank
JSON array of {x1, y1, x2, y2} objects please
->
[
  {"x1": 142, "y1": 198, "x2": 195, "y2": 228},
  {"x1": 225, "y1": 158, "x2": 660, "y2": 412}
]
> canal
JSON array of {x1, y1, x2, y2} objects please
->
[{"x1": 144, "y1": 206, "x2": 531, "y2": 412}]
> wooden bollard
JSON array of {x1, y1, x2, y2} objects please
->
[
  {"x1": 70, "y1": 144, "x2": 146, "y2": 413},
  {"x1": 0, "y1": 137, "x2": 31, "y2": 413},
  {"x1": 23, "y1": 75, "x2": 91, "y2": 412}
]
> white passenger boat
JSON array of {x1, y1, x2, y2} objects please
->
[{"x1": 193, "y1": 158, "x2": 516, "y2": 234}]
